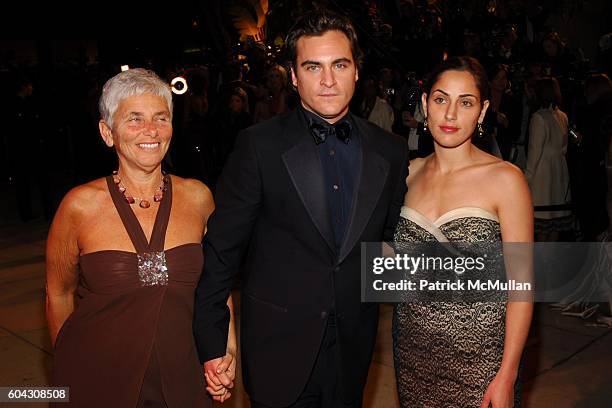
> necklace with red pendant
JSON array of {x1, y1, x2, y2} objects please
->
[{"x1": 112, "y1": 170, "x2": 168, "y2": 209}]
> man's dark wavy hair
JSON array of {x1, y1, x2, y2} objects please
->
[{"x1": 285, "y1": 9, "x2": 363, "y2": 70}]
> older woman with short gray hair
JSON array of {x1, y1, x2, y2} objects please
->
[{"x1": 46, "y1": 68, "x2": 236, "y2": 407}]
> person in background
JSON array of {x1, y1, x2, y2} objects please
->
[
  {"x1": 212, "y1": 87, "x2": 253, "y2": 183},
  {"x1": 182, "y1": 67, "x2": 213, "y2": 183},
  {"x1": 570, "y1": 73, "x2": 611, "y2": 240},
  {"x1": 540, "y1": 32, "x2": 577, "y2": 79},
  {"x1": 525, "y1": 77, "x2": 572, "y2": 241},
  {"x1": 357, "y1": 77, "x2": 395, "y2": 132},
  {"x1": 483, "y1": 64, "x2": 522, "y2": 161},
  {"x1": 253, "y1": 64, "x2": 291, "y2": 123}
]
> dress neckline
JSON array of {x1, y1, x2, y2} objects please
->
[
  {"x1": 401, "y1": 206, "x2": 499, "y2": 228},
  {"x1": 79, "y1": 243, "x2": 202, "y2": 259},
  {"x1": 399, "y1": 206, "x2": 500, "y2": 244},
  {"x1": 105, "y1": 174, "x2": 173, "y2": 253}
]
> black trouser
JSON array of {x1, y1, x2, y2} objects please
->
[{"x1": 251, "y1": 317, "x2": 362, "y2": 408}]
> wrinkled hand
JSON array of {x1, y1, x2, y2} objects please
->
[
  {"x1": 480, "y1": 372, "x2": 515, "y2": 408},
  {"x1": 204, "y1": 349, "x2": 236, "y2": 403}
]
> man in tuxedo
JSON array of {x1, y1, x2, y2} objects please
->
[{"x1": 194, "y1": 9, "x2": 408, "y2": 407}]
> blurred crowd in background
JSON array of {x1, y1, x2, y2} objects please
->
[{"x1": 1, "y1": 0, "x2": 611, "y2": 241}]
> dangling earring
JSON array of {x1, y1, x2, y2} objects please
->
[
  {"x1": 477, "y1": 122, "x2": 484, "y2": 137},
  {"x1": 423, "y1": 118, "x2": 428, "y2": 133}
]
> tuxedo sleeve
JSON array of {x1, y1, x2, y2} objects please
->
[
  {"x1": 383, "y1": 140, "x2": 409, "y2": 242},
  {"x1": 194, "y1": 128, "x2": 262, "y2": 363}
]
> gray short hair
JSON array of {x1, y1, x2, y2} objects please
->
[{"x1": 99, "y1": 68, "x2": 173, "y2": 128}]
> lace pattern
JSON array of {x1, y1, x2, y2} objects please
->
[{"x1": 392, "y1": 214, "x2": 521, "y2": 407}]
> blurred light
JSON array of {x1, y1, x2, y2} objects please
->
[
  {"x1": 121, "y1": 65, "x2": 130, "y2": 71},
  {"x1": 171, "y1": 76, "x2": 188, "y2": 95},
  {"x1": 442, "y1": 51, "x2": 448, "y2": 61},
  {"x1": 238, "y1": 54, "x2": 247, "y2": 61}
]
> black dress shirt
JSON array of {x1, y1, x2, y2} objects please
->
[{"x1": 299, "y1": 106, "x2": 362, "y2": 251}]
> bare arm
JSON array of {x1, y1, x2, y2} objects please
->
[
  {"x1": 482, "y1": 165, "x2": 534, "y2": 408},
  {"x1": 226, "y1": 294, "x2": 237, "y2": 358},
  {"x1": 45, "y1": 189, "x2": 83, "y2": 347},
  {"x1": 498, "y1": 165, "x2": 534, "y2": 378}
]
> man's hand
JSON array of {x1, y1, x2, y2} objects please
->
[{"x1": 203, "y1": 350, "x2": 236, "y2": 402}]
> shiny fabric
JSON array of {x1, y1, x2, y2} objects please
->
[
  {"x1": 308, "y1": 118, "x2": 352, "y2": 145},
  {"x1": 52, "y1": 175, "x2": 210, "y2": 408}
]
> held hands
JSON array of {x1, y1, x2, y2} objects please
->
[
  {"x1": 204, "y1": 348, "x2": 236, "y2": 403},
  {"x1": 480, "y1": 371, "x2": 516, "y2": 408}
]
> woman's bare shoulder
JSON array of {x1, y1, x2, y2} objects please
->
[
  {"x1": 489, "y1": 160, "x2": 525, "y2": 181},
  {"x1": 50, "y1": 178, "x2": 109, "y2": 234},
  {"x1": 170, "y1": 175, "x2": 214, "y2": 209},
  {"x1": 60, "y1": 178, "x2": 108, "y2": 216},
  {"x1": 483, "y1": 160, "x2": 529, "y2": 198},
  {"x1": 407, "y1": 155, "x2": 431, "y2": 180}
]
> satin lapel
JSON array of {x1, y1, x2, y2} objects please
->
[
  {"x1": 282, "y1": 113, "x2": 336, "y2": 253},
  {"x1": 338, "y1": 118, "x2": 390, "y2": 263}
]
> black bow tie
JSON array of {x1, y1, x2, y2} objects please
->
[{"x1": 309, "y1": 119, "x2": 353, "y2": 145}]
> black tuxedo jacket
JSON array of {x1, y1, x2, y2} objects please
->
[{"x1": 194, "y1": 109, "x2": 408, "y2": 407}]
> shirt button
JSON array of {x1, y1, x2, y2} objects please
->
[
  {"x1": 333, "y1": 184, "x2": 339, "y2": 190},
  {"x1": 329, "y1": 149, "x2": 335, "y2": 156}
]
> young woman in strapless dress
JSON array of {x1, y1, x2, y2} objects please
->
[{"x1": 393, "y1": 57, "x2": 533, "y2": 408}]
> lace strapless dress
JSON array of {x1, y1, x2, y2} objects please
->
[{"x1": 392, "y1": 206, "x2": 521, "y2": 408}]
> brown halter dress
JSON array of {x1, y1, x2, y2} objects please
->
[{"x1": 52, "y1": 175, "x2": 210, "y2": 407}]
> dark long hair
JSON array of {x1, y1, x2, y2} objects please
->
[
  {"x1": 285, "y1": 9, "x2": 363, "y2": 70},
  {"x1": 424, "y1": 56, "x2": 490, "y2": 104},
  {"x1": 534, "y1": 77, "x2": 562, "y2": 109}
]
